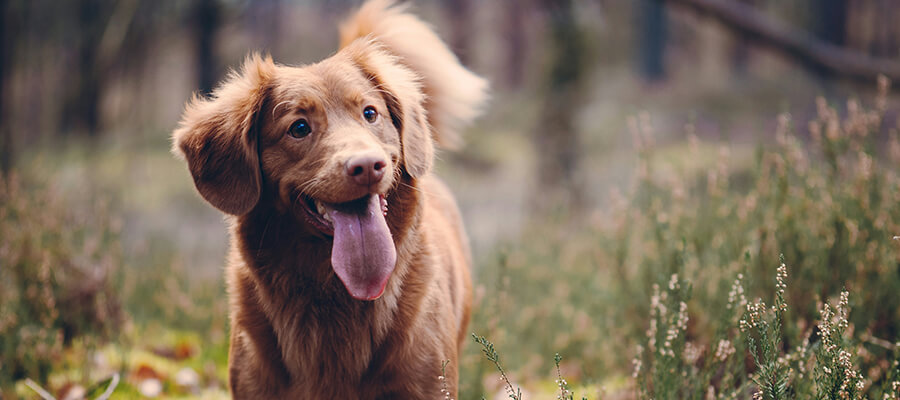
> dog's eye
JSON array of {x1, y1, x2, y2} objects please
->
[
  {"x1": 362, "y1": 106, "x2": 378, "y2": 123},
  {"x1": 288, "y1": 119, "x2": 312, "y2": 138}
]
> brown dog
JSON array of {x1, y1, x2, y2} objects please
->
[{"x1": 172, "y1": 0, "x2": 486, "y2": 398}]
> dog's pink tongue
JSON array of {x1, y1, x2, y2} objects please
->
[{"x1": 329, "y1": 195, "x2": 397, "y2": 301}]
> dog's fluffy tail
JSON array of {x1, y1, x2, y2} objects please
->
[{"x1": 339, "y1": 0, "x2": 488, "y2": 148}]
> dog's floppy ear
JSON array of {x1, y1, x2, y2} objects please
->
[
  {"x1": 172, "y1": 54, "x2": 275, "y2": 215},
  {"x1": 391, "y1": 96, "x2": 433, "y2": 179},
  {"x1": 347, "y1": 42, "x2": 433, "y2": 179}
]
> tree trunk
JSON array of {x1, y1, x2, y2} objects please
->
[
  {"x1": 730, "y1": 0, "x2": 757, "y2": 77},
  {"x1": 442, "y1": 0, "x2": 474, "y2": 66},
  {"x1": 501, "y1": 0, "x2": 528, "y2": 89},
  {"x1": 318, "y1": 0, "x2": 353, "y2": 18},
  {"x1": 532, "y1": 0, "x2": 588, "y2": 212},
  {"x1": 193, "y1": 0, "x2": 220, "y2": 95},
  {"x1": 247, "y1": 0, "x2": 281, "y2": 55},
  {"x1": 813, "y1": 0, "x2": 847, "y2": 47},
  {"x1": 873, "y1": 0, "x2": 898, "y2": 59},
  {"x1": 810, "y1": 0, "x2": 847, "y2": 82},
  {"x1": 636, "y1": 0, "x2": 668, "y2": 82},
  {"x1": 0, "y1": 0, "x2": 10, "y2": 174},
  {"x1": 62, "y1": 0, "x2": 104, "y2": 136}
]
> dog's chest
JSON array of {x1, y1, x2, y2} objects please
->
[
  {"x1": 276, "y1": 315, "x2": 433, "y2": 398},
  {"x1": 274, "y1": 297, "x2": 396, "y2": 381}
]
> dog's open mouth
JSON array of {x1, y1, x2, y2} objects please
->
[
  {"x1": 299, "y1": 193, "x2": 396, "y2": 301},
  {"x1": 299, "y1": 194, "x2": 388, "y2": 236}
]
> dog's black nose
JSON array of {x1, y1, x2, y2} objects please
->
[{"x1": 346, "y1": 154, "x2": 387, "y2": 186}]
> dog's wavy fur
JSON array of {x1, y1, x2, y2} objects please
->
[{"x1": 171, "y1": 0, "x2": 486, "y2": 398}]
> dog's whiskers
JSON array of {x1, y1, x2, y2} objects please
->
[{"x1": 294, "y1": 178, "x2": 327, "y2": 206}]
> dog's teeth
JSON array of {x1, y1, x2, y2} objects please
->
[
  {"x1": 314, "y1": 200, "x2": 333, "y2": 222},
  {"x1": 315, "y1": 200, "x2": 329, "y2": 215}
]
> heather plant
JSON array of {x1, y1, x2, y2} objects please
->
[
  {"x1": 467, "y1": 77, "x2": 900, "y2": 398},
  {"x1": 814, "y1": 290, "x2": 865, "y2": 399},
  {"x1": 472, "y1": 258, "x2": 882, "y2": 399},
  {"x1": 473, "y1": 333, "x2": 523, "y2": 400},
  {"x1": 629, "y1": 258, "x2": 873, "y2": 399},
  {"x1": 554, "y1": 353, "x2": 586, "y2": 400},
  {"x1": 632, "y1": 272, "x2": 694, "y2": 399},
  {"x1": 438, "y1": 359, "x2": 453, "y2": 400},
  {"x1": 740, "y1": 258, "x2": 790, "y2": 400},
  {"x1": 882, "y1": 347, "x2": 900, "y2": 399},
  {"x1": 0, "y1": 174, "x2": 123, "y2": 397}
]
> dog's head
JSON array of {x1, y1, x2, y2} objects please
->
[
  {"x1": 172, "y1": 43, "x2": 431, "y2": 213},
  {"x1": 173, "y1": 43, "x2": 433, "y2": 300},
  {"x1": 173, "y1": 1, "x2": 487, "y2": 302}
]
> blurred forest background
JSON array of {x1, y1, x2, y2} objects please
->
[{"x1": 2, "y1": 0, "x2": 900, "y2": 399}]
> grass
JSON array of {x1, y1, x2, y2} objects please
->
[{"x1": 4, "y1": 79, "x2": 900, "y2": 398}]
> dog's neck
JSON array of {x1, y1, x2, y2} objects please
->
[
  {"x1": 231, "y1": 174, "x2": 430, "y2": 318},
  {"x1": 229, "y1": 175, "x2": 433, "y2": 383}
]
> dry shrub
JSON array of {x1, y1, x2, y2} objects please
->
[
  {"x1": 466, "y1": 78, "x2": 900, "y2": 399},
  {"x1": 0, "y1": 173, "x2": 123, "y2": 392}
]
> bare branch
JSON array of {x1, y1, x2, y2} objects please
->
[{"x1": 662, "y1": 0, "x2": 900, "y2": 82}]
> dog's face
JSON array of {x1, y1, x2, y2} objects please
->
[
  {"x1": 173, "y1": 42, "x2": 434, "y2": 300},
  {"x1": 259, "y1": 60, "x2": 400, "y2": 223}
]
